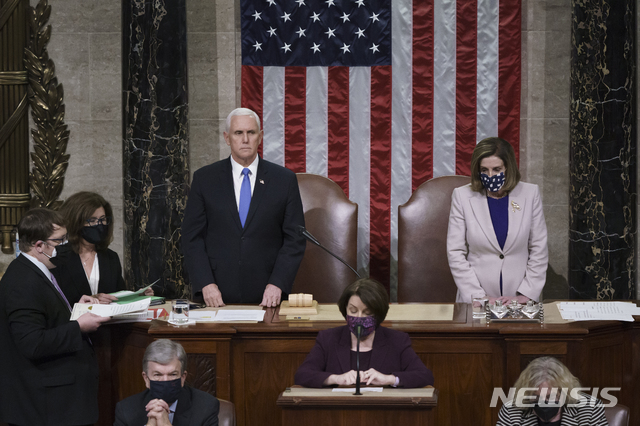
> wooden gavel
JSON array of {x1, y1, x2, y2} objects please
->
[{"x1": 288, "y1": 293, "x2": 313, "y2": 307}]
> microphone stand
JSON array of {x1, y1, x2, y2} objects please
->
[
  {"x1": 354, "y1": 325, "x2": 362, "y2": 395},
  {"x1": 298, "y1": 225, "x2": 361, "y2": 278}
]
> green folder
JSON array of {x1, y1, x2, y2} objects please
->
[{"x1": 114, "y1": 294, "x2": 165, "y2": 305}]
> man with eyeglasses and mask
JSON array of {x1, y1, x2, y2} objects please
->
[
  {"x1": 0, "y1": 208, "x2": 110, "y2": 426},
  {"x1": 115, "y1": 339, "x2": 220, "y2": 426}
]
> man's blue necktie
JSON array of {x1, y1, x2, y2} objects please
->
[{"x1": 239, "y1": 168, "x2": 251, "y2": 227}]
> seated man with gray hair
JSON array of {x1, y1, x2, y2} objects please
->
[{"x1": 115, "y1": 339, "x2": 219, "y2": 426}]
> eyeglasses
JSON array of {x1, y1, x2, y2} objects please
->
[
  {"x1": 85, "y1": 216, "x2": 112, "y2": 226},
  {"x1": 46, "y1": 235, "x2": 68, "y2": 245}
]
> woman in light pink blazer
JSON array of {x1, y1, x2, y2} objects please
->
[{"x1": 447, "y1": 137, "x2": 548, "y2": 304}]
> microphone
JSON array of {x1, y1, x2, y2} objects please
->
[
  {"x1": 354, "y1": 324, "x2": 362, "y2": 395},
  {"x1": 297, "y1": 225, "x2": 361, "y2": 278}
]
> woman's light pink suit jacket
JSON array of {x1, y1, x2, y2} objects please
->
[{"x1": 447, "y1": 182, "x2": 548, "y2": 303}]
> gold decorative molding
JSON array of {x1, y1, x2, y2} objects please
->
[
  {"x1": 0, "y1": 193, "x2": 31, "y2": 208},
  {"x1": 0, "y1": 94, "x2": 28, "y2": 152},
  {"x1": 0, "y1": 0, "x2": 30, "y2": 254},
  {"x1": 0, "y1": 71, "x2": 28, "y2": 85},
  {"x1": 24, "y1": 0, "x2": 69, "y2": 210},
  {"x1": 0, "y1": 0, "x2": 21, "y2": 29}
]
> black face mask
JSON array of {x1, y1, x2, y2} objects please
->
[
  {"x1": 149, "y1": 378, "x2": 182, "y2": 405},
  {"x1": 81, "y1": 224, "x2": 109, "y2": 245},
  {"x1": 534, "y1": 404, "x2": 561, "y2": 422}
]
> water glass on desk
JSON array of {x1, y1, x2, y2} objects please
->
[
  {"x1": 171, "y1": 299, "x2": 190, "y2": 325},
  {"x1": 471, "y1": 293, "x2": 488, "y2": 318}
]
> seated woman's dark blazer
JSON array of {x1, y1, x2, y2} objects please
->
[
  {"x1": 294, "y1": 325, "x2": 434, "y2": 388},
  {"x1": 53, "y1": 246, "x2": 126, "y2": 305}
]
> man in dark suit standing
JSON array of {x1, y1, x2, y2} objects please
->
[
  {"x1": 0, "y1": 208, "x2": 109, "y2": 426},
  {"x1": 114, "y1": 339, "x2": 219, "y2": 426},
  {"x1": 182, "y1": 108, "x2": 305, "y2": 307}
]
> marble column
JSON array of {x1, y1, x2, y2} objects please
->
[
  {"x1": 569, "y1": 0, "x2": 636, "y2": 299},
  {"x1": 122, "y1": 0, "x2": 190, "y2": 298}
]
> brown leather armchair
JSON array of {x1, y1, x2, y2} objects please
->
[
  {"x1": 605, "y1": 404, "x2": 630, "y2": 426},
  {"x1": 292, "y1": 173, "x2": 358, "y2": 302},
  {"x1": 218, "y1": 398, "x2": 236, "y2": 426},
  {"x1": 397, "y1": 175, "x2": 470, "y2": 303}
]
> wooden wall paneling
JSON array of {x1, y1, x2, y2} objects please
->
[
  {"x1": 580, "y1": 330, "x2": 625, "y2": 388},
  {"x1": 505, "y1": 337, "x2": 571, "y2": 387},
  {"x1": 232, "y1": 336, "x2": 316, "y2": 426},
  {"x1": 281, "y1": 408, "x2": 435, "y2": 425},
  {"x1": 626, "y1": 322, "x2": 640, "y2": 424},
  {"x1": 112, "y1": 325, "x2": 154, "y2": 400},
  {"x1": 412, "y1": 337, "x2": 504, "y2": 426}
]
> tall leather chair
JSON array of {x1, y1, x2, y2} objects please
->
[
  {"x1": 397, "y1": 175, "x2": 470, "y2": 303},
  {"x1": 604, "y1": 404, "x2": 630, "y2": 426},
  {"x1": 218, "y1": 399, "x2": 236, "y2": 426},
  {"x1": 292, "y1": 173, "x2": 358, "y2": 302}
]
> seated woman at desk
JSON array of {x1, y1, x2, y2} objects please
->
[
  {"x1": 294, "y1": 278, "x2": 434, "y2": 388},
  {"x1": 497, "y1": 356, "x2": 608, "y2": 425},
  {"x1": 53, "y1": 191, "x2": 153, "y2": 304},
  {"x1": 447, "y1": 137, "x2": 548, "y2": 304}
]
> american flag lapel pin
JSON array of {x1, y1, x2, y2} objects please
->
[{"x1": 511, "y1": 201, "x2": 521, "y2": 213}]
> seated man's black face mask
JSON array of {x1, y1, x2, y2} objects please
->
[{"x1": 149, "y1": 378, "x2": 182, "y2": 405}]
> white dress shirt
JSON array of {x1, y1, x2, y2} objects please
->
[{"x1": 86, "y1": 254, "x2": 100, "y2": 295}]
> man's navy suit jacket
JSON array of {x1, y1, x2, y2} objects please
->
[{"x1": 182, "y1": 156, "x2": 306, "y2": 303}]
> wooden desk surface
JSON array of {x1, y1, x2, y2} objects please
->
[
  {"x1": 277, "y1": 386, "x2": 437, "y2": 407},
  {"x1": 98, "y1": 302, "x2": 640, "y2": 426}
]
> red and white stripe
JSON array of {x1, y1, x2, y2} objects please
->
[{"x1": 241, "y1": 0, "x2": 521, "y2": 292}]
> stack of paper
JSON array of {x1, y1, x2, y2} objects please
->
[
  {"x1": 70, "y1": 298, "x2": 151, "y2": 322},
  {"x1": 558, "y1": 302, "x2": 640, "y2": 322},
  {"x1": 189, "y1": 310, "x2": 265, "y2": 322}
]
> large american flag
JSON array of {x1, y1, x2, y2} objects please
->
[{"x1": 240, "y1": 0, "x2": 521, "y2": 291}]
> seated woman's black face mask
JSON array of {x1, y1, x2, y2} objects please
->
[
  {"x1": 534, "y1": 403, "x2": 561, "y2": 422},
  {"x1": 81, "y1": 224, "x2": 108, "y2": 245}
]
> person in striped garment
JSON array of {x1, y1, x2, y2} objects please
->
[{"x1": 496, "y1": 357, "x2": 608, "y2": 426}]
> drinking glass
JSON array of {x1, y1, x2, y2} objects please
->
[
  {"x1": 171, "y1": 299, "x2": 190, "y2": 325},
  {"x1": 471, "y1": 292, "x2": 488, "y2": 318}
]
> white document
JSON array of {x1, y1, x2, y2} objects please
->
[
  {"x1": 211, "y1": 310, "x2": 265, "y2": 322},
  {"x1": 189, "y1": 311, "x2": 218, "y2": 322},
  {"x1": 331, "y1": 387, "x2": 383, "y2": 393},
  {"x1": 70, "y1": 299, "x2": 151, "y2": 320},
  {"x1": 558, "y1": 302, "x2": 640, "y2": 322},
  {"x1": 108, "y1": 311, "x2": 155, "y2": 324}
]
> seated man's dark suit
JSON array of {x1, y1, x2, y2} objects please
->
[
  {"x1": 295, "y1": 325, "x2": 435, "y2": 388},
  {"x1": 0, "y1": 254, "x2": 98, "y2": 426},
  {"x1": 182, "y1": 156, "x2": 306, "y2": 303},
  {"x1": 114, "y1": 386, "x2": 220, "y2": 426}
]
